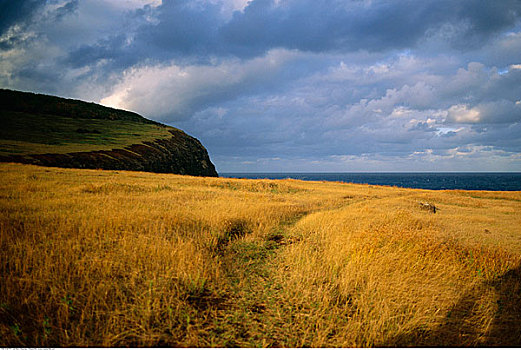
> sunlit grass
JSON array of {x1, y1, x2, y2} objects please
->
[
  {"x1": 1, "y1": 163, "x2": 520, "y2": 346},
  {"x1": 0, "y1": 111, "x2": 174, "y2": 156}
]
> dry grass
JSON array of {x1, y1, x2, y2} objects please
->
[{"x1": 1, "y1": 163, "x2": 520, "y2": 347}]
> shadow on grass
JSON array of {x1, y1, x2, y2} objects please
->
[{"x1": 384, "y1": 265, "x2": 521, "y2": 347}]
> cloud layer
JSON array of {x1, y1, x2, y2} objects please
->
[{"x1": 1, "y1": 0, "x2": 521, "y2": 171}]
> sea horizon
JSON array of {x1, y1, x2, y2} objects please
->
[{"x1": 219, "y1": 172, "x2": 521, "y2": 191}]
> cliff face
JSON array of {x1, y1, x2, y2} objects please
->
[
  {"x1": 0, "y1": 129, "x2": 218, "y2": 176},
  {"x1": 0, "y1": 89, "x2": 218, "y2": 177}
]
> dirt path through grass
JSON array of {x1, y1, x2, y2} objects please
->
[
  {"x1": 207, "y1": 192, "x2": 369, "y2": 348},
  {"x1": 205, "y1": 212, "x2": 309, "y2": 347},
  {"x1": 207, "y1": 195, "x2": 397, "y2": 347}
]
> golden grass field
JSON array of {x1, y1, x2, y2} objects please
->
[{"x1": 1, "y1": 163, "x2": 520, "y2": 347}]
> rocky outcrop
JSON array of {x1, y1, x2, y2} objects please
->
[{"x1": 0, "y1": 129, "x2": 218, "y2": 177}]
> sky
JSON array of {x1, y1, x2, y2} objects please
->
[{"x1": 1, "y1": 0, "x2": 521, "y2": 172}]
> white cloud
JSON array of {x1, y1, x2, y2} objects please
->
[
  {"x1": 99, "y1": 0, "x2": 162, "y2": 10},
  {"x1": 447, "y1": 104, "x2": 481, "y2": 123},
  {"x1": 224, "y1": 0, "x2": 251, "y2": 12},
  {"x1": 391, "y1": 106, "x2": 412, "y2": 117},
  {"x1": 100, "y1": 49, "x2": 299, "y2": 120}
]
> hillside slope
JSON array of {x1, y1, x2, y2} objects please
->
[{"x1": 0, "y1": 89, "x2": 217, "y2": 176}]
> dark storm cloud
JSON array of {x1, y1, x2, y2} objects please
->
[
  {"x1": 59, "y1": 0, "x2": 521, "y2": 70},
  {"x1": 134, "y1": 1, "x2": 222, "y2": 58},
  {"x1": 219, "y1": 0, "x2": 521, "y2": 57},
  {"x1": 1, "y1": 0, "x2": 79, "y2": 26},
  {"x1": 0, "y1": 0, "x2": 43, "y2": 34},
  {"x1": 63, "y1": 35, "x2": 138, "y2": 70},
  {"x1": 0, "y1": 0, "x2": 43, "y2": 49},
  {"x1": 63, "y1": 0, "x2": 223, "y2": 69},
  {"x1": 164, "y1": 0, "x2": 521, "y2": 55},
  {"x1": 221, "y1": 0, "x2": 435, "y2": 54}
]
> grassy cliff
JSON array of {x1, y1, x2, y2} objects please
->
[
  {"x1": 1, "y1": 163, "x2": 520, "y2": 347},
  {"x1": 0, "y1": 89, "x2": 217, "y2": 176}
]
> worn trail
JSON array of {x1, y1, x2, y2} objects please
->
[{"x1": 203, "y1": 213, "x2": 305, "y2": 347}]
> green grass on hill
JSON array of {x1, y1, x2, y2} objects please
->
[
  {"x1": 0, "y1": 111, "x2": 174, "y2": 156},
  {"x1": 0, "y1": 89, "x2": 176, "y2": 156}
]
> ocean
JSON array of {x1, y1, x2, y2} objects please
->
[{"x1": 219, "y1": 172, "x2": 521, "y2": 191}]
